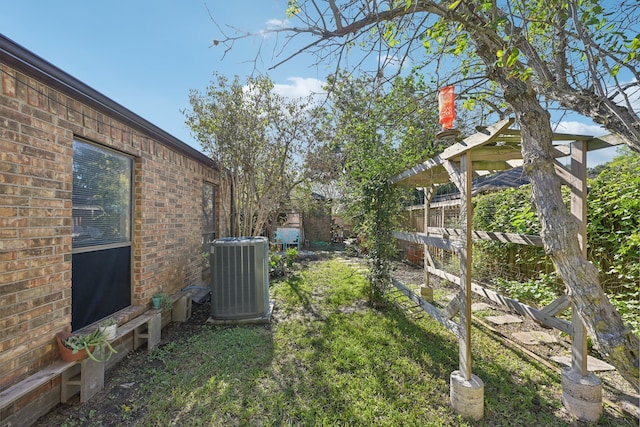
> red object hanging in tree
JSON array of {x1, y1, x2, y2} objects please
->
[{"x1": 438, "y1": 86, "x2": 455, "y2": 130}]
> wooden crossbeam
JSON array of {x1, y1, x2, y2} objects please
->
[{"x1": 391, "y1": 278, "x2": 461, "y2": 337}]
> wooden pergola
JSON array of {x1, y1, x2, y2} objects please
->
[{"x1": 389, "y1": 118, "x2": 622, "y2": 420}]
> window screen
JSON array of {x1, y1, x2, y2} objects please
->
[{"x1": 72, "y1": 140, "x2": 132, "y2": 249}]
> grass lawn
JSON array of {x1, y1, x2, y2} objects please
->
[{"x1": 42, "y1": 255, "x2": 635, "y2": 426}]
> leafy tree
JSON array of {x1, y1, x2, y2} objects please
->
[
  {"x1": 322, "y1": 71, "x2": 444, "y2": 302},
  {"x1": 212, "y1": 0, "x2": 640, "y2": 388},
  {"x1": 212, "y1": 0, "x2": 639, "y2": 390},
  {"x1": 184, "y1": 73, "x2": 321, "y2": 237}
]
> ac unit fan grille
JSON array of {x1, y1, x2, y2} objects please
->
[{"x1": 210, "y1": 237, "x2": 269, "y2": 320}]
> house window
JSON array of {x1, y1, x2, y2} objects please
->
[
  {"x1": 72, "y1": 140, "x2": 132, "y2": 249},
  {"x1": 71, "y1": 140, "x2": 133, "y2": 330}
]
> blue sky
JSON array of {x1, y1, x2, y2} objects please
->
[
  {"x1": 0, "y1": 0, "x2": 622, "y2": 165},
  {"x1": 0, "y1": 0, "x2": 324, "y2": 150}
]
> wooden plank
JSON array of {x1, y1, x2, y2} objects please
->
[
  {"x1": 440, "y1": 118, "x2": 514, "y2": 161},
  {"x1": 571, "y1": 140, "x2": 589, "y2": 375},
  {"x1": 554, "y1": 160, "x2": 583, "y2": 191},
  {"x1": 442, "y1": 159, "x2": 463, "y2": 191},
  {"x1": 550, "y1": 132, "x2": 594, "y2": 141},
  {"x1": 429, "y1": 199, "x2": 461, "y2": 208},
  {"x1": 470, "y1": 283, "x2": 572, "y2": 334},
  {"x1": 390, "y1": 118, "x2": 514, "y2": 186},
  {"x1": 586, "y1": 134, "x2": 624, "y2": 151},
  {"x1": 0, "y1": 360, "x2": 77, "y2": 410},
  {"x1": 389, "y1": 157, "x2": 444, "y2": 185},
  {"x1": 471, "y1": 160, "x2": 513, "y2": 171},
  {"x1": 112, "y1": 310, "x2": 161, "y2": 341},
  {"x1": 392, "y1": 231, "x2": 461, "y2": 252},
  {"x1": 391, "y1": 278, "x2": 461, "y2": 337},
  {"x1": 541, "y1": 295, "x2": 570, "y2": 316},
  {"x1": 465, "y1": 145, "x2": 523, "y2": 162},
  {"x1": 424, "y1": 265, "x2": 572, "y2": 334},
  {"x1": 459, "y1": 152, "x2": 473, "y2": 380},
  {"x1": 425, "y1": 227, "x2": 543, "y2": 247},
  {"x1": 443, "y1": 291, "x2": 462, "y2": 319}
]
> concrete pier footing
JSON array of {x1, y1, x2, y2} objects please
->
[
  {"x1": 450, "y1": 370, "x2": 484, "y2": 420},
  {"x1": 561, "y1": 368, "x2": 602, "y2": 422}
]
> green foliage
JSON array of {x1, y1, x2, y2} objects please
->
[
  {"x1": 471, "y1": 150, "x2": 639, "y2": 332},
  {"x1": 587, "y1": 149, "x2": 640, "y2": 334},
  {"x1": 62, "y1": 329, "x2": 117, "y2": 362},
  {"x1": 269, "y1": 248, "x2": 299, "y2": 278},
  {"x1": 43, "y1": 258, "x2": 638, "y2": 425},
  {"x1": 473, "y1": 185, "x2": 552, "y2": 280},
  {"x1": 184, "y1": 73, "x2": 322, "y2": 236},
  {"x1": 152, "y1": 292, "x2": 173, "y2": 310},
  {"x1": 323, "y1": 72, "x2": 441, "y2": 303},
  {"x1": 493, "y1": 274, "x2": 562, "y2": 308}
]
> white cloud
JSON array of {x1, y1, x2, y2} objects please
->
[
  {"x1": 259, "y1": 18, "x2": 290, "y2": 37},
  {"x1": 273, "y1": 77, "x2": 326, "y2": 99},
  {"x1": 552, "y1": 121, "x2": 607, "y2": 137},
  {"x1": 266, "y1": 18, "x2": 289, "y2": 29},
  {"x1": 552, "y1": 121, "x2": 622, "y2": 167}
]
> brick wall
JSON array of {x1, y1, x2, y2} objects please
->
[
  {"x1": 303, "y1": 201, "x2": 331, "y2": 243},
  {"x1": 0, "y1": 62, "x2": 226, "y2": 395}
]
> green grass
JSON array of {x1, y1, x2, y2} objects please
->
[{"x1": 59, "y1": 257, "x2": 635, "y2": 426}]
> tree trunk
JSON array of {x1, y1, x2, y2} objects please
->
[{"x1": 484, "y1": 57, "x2": 640, "y2": 390}]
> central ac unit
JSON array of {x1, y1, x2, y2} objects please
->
[{"x1": 209, "y1": 237, "x2": 270, "y2": 321}]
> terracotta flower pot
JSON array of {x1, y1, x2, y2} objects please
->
[{"x1": 55, "y1": 331, "x2": 93, "y2": 362}]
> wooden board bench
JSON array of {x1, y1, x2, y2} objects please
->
[
  {"x1": 0, "y1": 360, "x2": 76, "y2": 411},
  {"x1": 113, "y1": 309, "x2": 161, "y2": 350},
  {"x1": 0, "y1": 309, "x2": 162, "y2": 414}
]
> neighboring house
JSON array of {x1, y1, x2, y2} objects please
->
[{"x1": 0, "y1": 34, "x2": 228, "y2": 424}]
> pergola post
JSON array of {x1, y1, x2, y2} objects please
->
[
  {"x1": 449, "y1": 152, "x2": 484, "y2": 420},
  {"x1": 562, "y1": 140, "x2": 603, "y2": 422},
  {"x1": 421, "y1": 186, "x2": 435, "y2": 302}
]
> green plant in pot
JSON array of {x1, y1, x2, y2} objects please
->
[
  {"x1": 151, "y1": 291, "x2": 173, "y2": 310},
  {"x1": 98, "y1": 317, "x2": 118, "y2": 340},
  {"x1": 56, "y1": 329, "x2": 117, "y2": 362}
]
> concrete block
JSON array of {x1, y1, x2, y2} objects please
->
[
  {"x1": 561, "y1": 367, "x2": 602, "y2": 422},
  {"x1": 61, "y1": 357, "x2": 104, "y2": 403},
  {"x1": 450, "y1": 370, "x2": 484, "y2": 421},
  {"x1": 172, "y1": 294, "x2": 192, "y2": 322}
]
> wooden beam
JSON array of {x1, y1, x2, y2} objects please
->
[
  {"x1": 425, "y1": 227, "x2": 543, "y2": 247},
  {"x1": 392, "y1": 231, "x2": 461, "y2": 252},
  {"x1": 459, "y1": 152, "x2": 473, "y2": 380},
  {"x1": 554, "y1": 160, "x2": 583, "y2": 191},
  {"x1": 389, "y1": 157, "x2": 443, "y2": 185},
  {"x1": 540, "y1": 295, "x2": 570, "y2": 316},
  {"x1": 391, "y1": 278, "x2": 461, "y2": 337},
  {"x1": 440, "y1": 118, "x2": 515, "y2": 161},
  {"x1": 390, "y1": 119, "x2": 515, "y2": 187},
  {"x1": 571, "y1": 140, "x2": 589, "y2": 375},
  {"x1": 471, "y1": 160, "x2": 513, "y2": 171},
  {"x1": 587, "y1": 134, "x2": 624, "y2": 151},
  {"x1": 462, "y1": 145, "x2": 523, "y2": 162},
  {"x1": 444, "y1": 291, "x2": 462, "y2": 319},
  {"x1": 443, "y1": 159, "x2": 463, "y2": 191},
  {"x1": 424, "y1": 265, "x2": 572, "y2": 334}
]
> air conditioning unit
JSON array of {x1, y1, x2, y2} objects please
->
[{"x1": 209, "y1": 237, "x2": 270, "y2": 321}]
